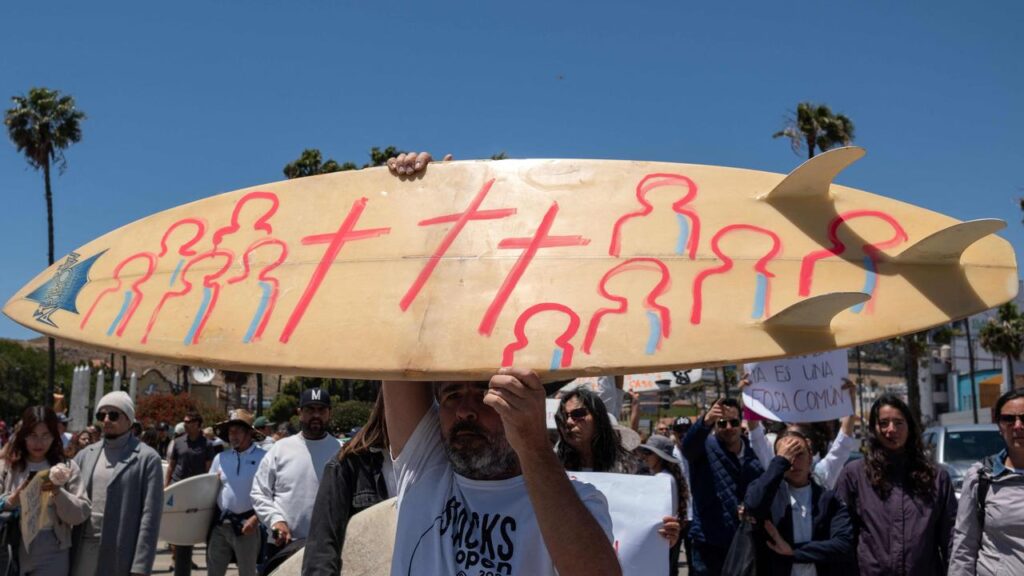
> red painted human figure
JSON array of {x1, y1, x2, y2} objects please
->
[
  {"x1": 799, "y1": 210, "x2": 908, "y2": 314},
  {"x1": 690, "y1": 224, "x2": 781, "y2": 325},
  {"x1": 80, "y1": 218, "x2": 207, "y2": 338},
  {"x1": 609, "y1": 173, "x2": 701, "y2": 259},
  {"x1": 501, "y1": 303, "x2": 581, "y2": 370},
  {"x1": 141, "y1": 250, "x2": 234, "y2": 345},
  {"x1": 582, "y1": 257, "x2": 672, "y2": 356}
]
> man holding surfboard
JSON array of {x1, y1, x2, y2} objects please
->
[{"x1": 383, "y1": 367, "x2": 621, "y2": 576}]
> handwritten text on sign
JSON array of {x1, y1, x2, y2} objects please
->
[{"x1": 742, "y1": 350, "x2": 852, "y2": 423}]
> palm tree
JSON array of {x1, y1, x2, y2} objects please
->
[
  {"x1": 773, "y1": 102, "x2": 855, "y2": 159},
  {"x1": 4, "y1": 87, "x2": 86, "y2": 393},
  {"x1": 979, "y1": 302, "x2": 1024, "y2": 391}
]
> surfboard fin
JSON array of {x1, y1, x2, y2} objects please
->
[
  {"x1": 761, "y1": 292, "x2": 870, "y2": 330},
  {"x1": 758, "y1": 146, "x2": 866, "y2": 201},
  {"x1": 890, "y1": 219, "x2": 1006, "y2": 264}
]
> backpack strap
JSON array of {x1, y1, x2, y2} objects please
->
[{"x1": 976, "y1": 456, "x2": 994, "y2": 532}]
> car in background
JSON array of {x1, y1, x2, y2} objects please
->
[{"x1": 922, "y1": 424, "x2": 1003, "y2": 498}]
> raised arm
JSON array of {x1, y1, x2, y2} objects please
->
[
  {"x1": 382, "y1": 381, "x2": 434, "y2": 458},
  {"x1": 487, "y1": 368, "x2": 621, "y2": 576}
]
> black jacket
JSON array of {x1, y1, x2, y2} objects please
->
[
  {"x1": 743, "y1": 456, "x2": 856, "y2": 576},
  {"x1": 301, "y1": 449, "x2": 390, "y2": 576}
]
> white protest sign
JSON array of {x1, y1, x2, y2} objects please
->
[
  {"x1": 625, "y1": 369, "x2": 702, "y2": 393},
  {"x1": 568, "y1": 471, "x2": 672, "y2": 576},
  {"x1": 546, "y1": 398, "x2": 560, "y2": 429},
  {"x1": 20, "y1": 472, "x2": 47, "y2": 547},
  {"x1": 742, "y1": 350, "x2": 852, "y2": 423}
]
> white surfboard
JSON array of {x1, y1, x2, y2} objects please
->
[
  {"x1": 270, "y1": 497, "x2": 398, "y2": 576},
  {"x1": 160, "y1": 473, "x2": 221, "y2": 545}
]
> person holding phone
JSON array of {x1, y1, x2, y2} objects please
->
[
  {"x1": 683, "y1": 398, "x2": 764, "y2": 576},
  {"x1": 0, "y1": 405, "x2": 91, "y2": 576}
]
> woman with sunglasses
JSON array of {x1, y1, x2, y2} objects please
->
[
  {"x1": 949, "y1": 388, "x2": 1024, "y2": 575},
  {"x1": 554, "y1": 388, "x2": 635, "y2": 473},
  {"x1": 555, "y1": 388, "x2": 682, "y2": 572},
  {"x1": 835, "y1": 394, "x2": 956, "y2": 576},
  {"x1": 742, "y1": 429, "x2": 854, "y2": 575},
  {"x1": 0, "y1": 405, "x2": 90, "y2": 576}
]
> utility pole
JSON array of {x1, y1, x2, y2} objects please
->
[{"x1": 256, "y1": 373, "x2": 264, "y2": 417}]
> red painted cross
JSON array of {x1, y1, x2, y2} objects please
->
[
  {"x1": 279, "y1": 197, "x2": 391, "y2": 343},
  {"x1": 399, "y1": 178, "x2": 517, "y2": 311},
  {"x1": 479, "y1": 202, "x2": 590, "y2": 336}
]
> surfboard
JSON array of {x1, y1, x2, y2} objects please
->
[
  {"x1": 3, "y1": 148, "x2": 1017, "y2": 379},
  {"x1": 160, "y1": 473, "x2": 220, "y2": 545},
  {"x1": 269, "y1": 497, "x2": 398, "y2": 576}
]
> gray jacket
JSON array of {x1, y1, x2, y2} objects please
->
[
  {"x1": 949, "y1": 450, "x2": 1024, "y2": 576},
  {"x1": 71, "y1": 435, "x2": 164, "y2": 576}
]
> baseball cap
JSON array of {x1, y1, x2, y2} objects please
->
[
  {"x1": 300, "y1": 388, "x2": 331, "y2": 408},
  {"x1": 672, "y1": 416, "x2": 692, "y2": 430},
  {"x1": 253, "y1": 416, "x2": 274, "y2": 428}
]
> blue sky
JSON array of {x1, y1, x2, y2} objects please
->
[{"x1": 1, "y1": 1, "x2": 1021, "y2": 340}]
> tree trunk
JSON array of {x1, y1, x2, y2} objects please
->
[
  {"x1": 1009, "y1": 356, "x2": 1017, "y2": 390},
  {"x1": 44, "y1": 159, "x2": 56, "y2": 394},
  {"x1": 807, "y1": 135, "x2": 816, "y2": 159},
  {"x1": 903, "y1": 335, "x2": 923, "y2": 424}
]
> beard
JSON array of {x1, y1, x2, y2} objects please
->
[
  {"x1": 443, "y1": 420, "x2": 518, "y2": 480},
  {"x1": 302, "y1": 418, "x2": 326, "y2": 437}
]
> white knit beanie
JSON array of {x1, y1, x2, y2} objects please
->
[{"x1": 98, "y1": 391, "x2": 136, "y2": 423}]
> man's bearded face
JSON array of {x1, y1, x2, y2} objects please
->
[{"x1": 438, "y1": 382, "x2": 518, "y2": 480}]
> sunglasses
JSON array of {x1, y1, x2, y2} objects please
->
[
  {"x1": 565, "y1": 408, "x2": 589, "y2": 421},
  {"x1": 999, "y1": 414, "x2": 1024, "y2": 425},
  {"x1": 716, "y1": 419, "x2": 741, "y2": 429},
  {"x1": 95, "y1": 411, "x2": 122, "y2": 422}
]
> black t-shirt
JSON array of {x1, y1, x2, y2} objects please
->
[{"x1": 170, "y1": 435, "x2": 213, "y2": 483}]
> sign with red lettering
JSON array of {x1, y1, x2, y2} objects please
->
[{"x1": 742, "y1": 350, "x2": 852, "y2": 423}]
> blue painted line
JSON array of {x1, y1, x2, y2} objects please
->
[
  {"x1": 852, "y1": 256, "x2": 877, "y2": 314},
  {"x1": 550, "y1": 348, "x2": 563, "y2": 371},
  {"x1": 184, "y1": 287, "x2": 212, "y2": 345},
  {"x1": 169, "y1": 259, "x2": 185, "y2": 286},
  {"x1": 752, "y1": 273, "x2": 768, "y2": 319},
  {"x1": 107, "y1": 291, "x2": 133, "y2": 336},
  {"x1": 675, "y1": 213, "x2": 690, "y2": 255},
  {"x1": 645, "y1": 310, "x2": 662, "y2": 355},
  {"x1": 244, "y1": 282, "x2": 273, "y2": 343}
]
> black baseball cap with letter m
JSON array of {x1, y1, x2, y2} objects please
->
[{"x1": 300, "y1": 387, "x2": 331, "y2": 408}]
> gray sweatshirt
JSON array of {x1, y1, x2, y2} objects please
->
[{"x1": 949, "y1": 450, "x2": 1024, "y2": 576}]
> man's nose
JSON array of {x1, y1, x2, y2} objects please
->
[{"x1": 455, "y1": 393, "x2": 482, "y2": 421}]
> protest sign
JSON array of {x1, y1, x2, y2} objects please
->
[
  {"x1": 625, "y1": 369, "x2": 702, "y2": 393},
  {"x1": 742, "y1": 350, "x2": 852, "y2": 423},
  {"x1": 19, "y1": 471, "x2": 46, "y2": 547},
  {"x1": 546, "y1": 398, "x2": 560, "y2": 429},
  {"x1": 569, "y1": 471, "x2": 672, "y2": 576}
]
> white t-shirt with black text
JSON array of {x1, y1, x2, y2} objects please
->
[{"x1": 391, "y1": 405, "x2": 614, "y2": 576}]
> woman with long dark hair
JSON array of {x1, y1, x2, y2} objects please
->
[
  {"x1": 302, "y1": 390, "x2": 393, "y2": 576},
  {"x1": 555, "y1": 388, "x2": 634, "y2": 473},
  {"x1": 0, "y1": 406, "x2": 90, "y2": 576},
  {"x1": 835, "y1": 394, "x2": 956, "y2": 575},
  {"x1": 556, "y1": 388, "x2": 682, "y2": 571}
]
